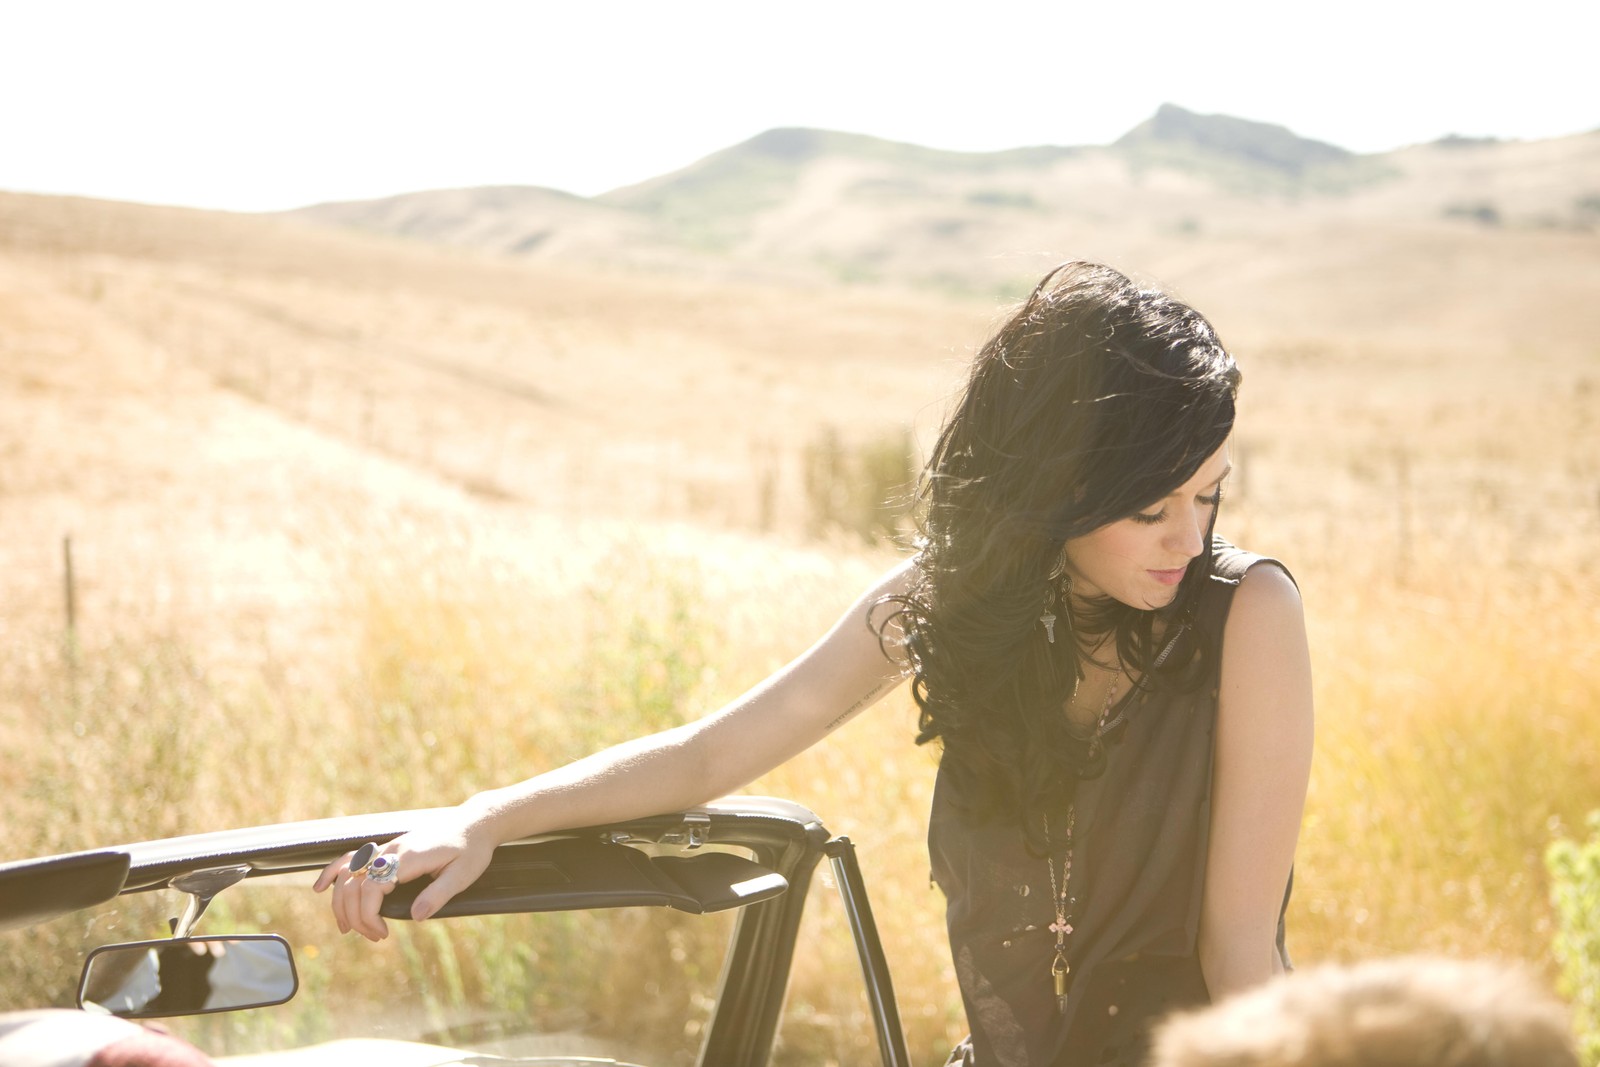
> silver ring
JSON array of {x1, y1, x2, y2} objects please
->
[
  {"x1": 366, "y1": 854, "x2": 399, "y2": 885},
  {"x1": 349, "y1": 842, "x2": 378, "y2": 876}
]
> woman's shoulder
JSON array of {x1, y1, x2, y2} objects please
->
[
  {"x1": 1208, "y1": 536, "x2": 1297, "y2": 589},
  {"x1": 1207, "y1": 537, "x2": 1304, "y2": 638},
  {"x1": 1198, "y1": 538, "x2": 1302, "y2": 641}
]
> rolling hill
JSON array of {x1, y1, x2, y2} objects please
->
[{"x1": 283, "y1": 103, "x2": 1600, "y2": 301}]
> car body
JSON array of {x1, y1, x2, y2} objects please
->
[{"x1": 0, "y1": 797, "x2": 909, "y2": 1066}]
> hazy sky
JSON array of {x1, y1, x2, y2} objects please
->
[{"x1": 2, "y1": 1, "x2": 1593, "y2": 212}]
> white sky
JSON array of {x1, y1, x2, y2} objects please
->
[{"x1": 1, "y1": 1, "x2": 1594, "y2": 212}]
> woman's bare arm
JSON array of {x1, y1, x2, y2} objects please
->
[
  {"x1": 1197, "y1": 563, "x2": 1314, "y2": 998},
  {"x1": 317, "y1": 558, "x2": 917, "y2": 939}
]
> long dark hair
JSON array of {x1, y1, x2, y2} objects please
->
[{"x1": 883, "y1": 262, "x2": 1240, "y2": 849}]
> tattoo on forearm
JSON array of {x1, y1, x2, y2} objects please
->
[{"x1": 825, "y1": 674, "x2": 902, "y2": 733}]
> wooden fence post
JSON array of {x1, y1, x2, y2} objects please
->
[
  {"x1": 63, "y1": 534, "x2": 77, "y2": 635},
  {"x1": 63, "y1": 534, "x2": 80, "y2": 686}
]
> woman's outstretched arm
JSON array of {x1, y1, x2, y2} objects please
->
[
  {"x1": 1198, "y1": 562, "x2": 1315, "y2": 998},
  {"x1": 315, "y1": 558, "x2": 917, "y2": 940}
]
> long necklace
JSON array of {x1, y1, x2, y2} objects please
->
[{"x1": 1043, "y1": 675, "x2": 1119, "y2": 1016}]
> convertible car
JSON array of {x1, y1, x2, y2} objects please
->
[{"x1": 0, "y1": 797, "x2": 909, "y2": 1066}]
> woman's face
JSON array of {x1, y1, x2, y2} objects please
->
[{"x1": 1061, "y1": 443, "x2": 1232, "y2": 611}]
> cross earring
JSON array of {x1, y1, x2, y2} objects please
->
[{"x1": 1041, "y1": 570, "x2": 1072, "y2": 644}]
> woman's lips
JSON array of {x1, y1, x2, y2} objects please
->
[{"x1": 1149, "y1": 567, "x2": 1188, "y2": 586}]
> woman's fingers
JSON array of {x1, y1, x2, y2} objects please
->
[
  {"x1": 326, "y1": 839, "x2": 464, "y2": 941},
  {"x1": 314, "y1": 841, "x2": 394, "y2": 940},
  {"x1": 331, "y1": 864, "x2": 367, "y2": 937},
  {"x1": 312, "y1": 850, "x2": 363, "y2": 934},
  {"x1": 352, "y1": 872, "x2": 392, "y2": 941},
  {"x1": 321, "y1": 822, "x2": 495, "y2": 940},
  {"x1": 409, "y1": 847, "x2": 492, "y2": 922},
  {"x1": 330, "y1": 848, "x2": 394, "y2": 941},
  {"x1": 312, "y1": 852, "x2": 351, "y2": 894}
]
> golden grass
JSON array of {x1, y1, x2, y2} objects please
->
[{"x1": 5, "y1": 501, "x2": 1599, "y2": 1061}]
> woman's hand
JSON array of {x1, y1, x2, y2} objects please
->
[{"x1": 313, "y1": 801, "x2": 501, "y2": 941}]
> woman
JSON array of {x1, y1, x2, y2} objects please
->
[{"x1": 317, "y1": 261, "x2": 1313, "y2": 1067}]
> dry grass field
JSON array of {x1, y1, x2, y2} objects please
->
[{"x1": 2, "y1": 176, "x2": 1599, "y2": 1062}]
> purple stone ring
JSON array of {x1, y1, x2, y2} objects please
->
[{"x1": 366, "y1": 854, "x2": 400, "y2": 885}]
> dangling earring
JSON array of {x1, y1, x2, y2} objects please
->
[{"x1": 1041, "y1": 555, "x2": 1073, "y2": 644}]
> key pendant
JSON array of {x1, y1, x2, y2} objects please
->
[{"x1": 1041, "y1": 610, "x2": 1057, "y2": 644}]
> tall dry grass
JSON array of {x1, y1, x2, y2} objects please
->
[{"x1": 5, "y1": 489, "x2": 1599, "y2": 1062}]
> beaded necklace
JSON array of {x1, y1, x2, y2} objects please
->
[{"x1": 1043, "y1": 674, "x2": 1119, "y2": 1015}]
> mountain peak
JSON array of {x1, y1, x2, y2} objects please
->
[
  {"x1": 738, "y1": 127, "x2": 843, "y2": 162},
  {"x1": 1115, "y1": 103, "x2": 1353, "y2": 174}
]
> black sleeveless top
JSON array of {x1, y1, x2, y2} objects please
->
[{"x1": 930, "y1": 539, "x2": 1294, "y2": 1067}]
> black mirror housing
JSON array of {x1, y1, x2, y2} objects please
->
[{"x1": 78, "y1": 934, "x2": 298, "y2": 1019}]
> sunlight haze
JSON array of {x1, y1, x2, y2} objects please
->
[{"x1": 1, "y1": 0, "x2": 1594, "y2": 212}]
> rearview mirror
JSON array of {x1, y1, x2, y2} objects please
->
[{"x1": 79, "y1": 934, "x2": 297, "y2": 1018}]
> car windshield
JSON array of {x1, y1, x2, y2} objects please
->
[
  {"x1": 9, "y1": 865, "x2": 735, "y2": 1065},
  {"x1": 0, "y1": 846, "x2": 883, "y2": 1066}
]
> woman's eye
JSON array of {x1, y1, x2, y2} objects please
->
[{"x1": 1130, "y1": 486, "x2": 1222, "y2": 526}]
